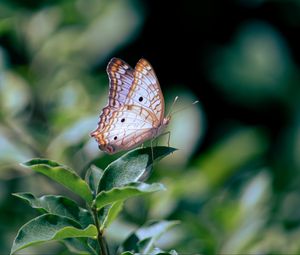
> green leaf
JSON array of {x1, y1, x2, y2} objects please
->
[
  {"x1": 121, "y1": 248, "x2": 178, "y2": 255},
  {"x1": 100, "y1": 201, "x2": 123, "y2": 231},
  {"x1": 21, "y1": 158, "x2": 93, "y2": 203},
  {"x1": 85, "y1": 165, "x2": 103, "y2": 196},
  {"x1": 161, "y1": 250, "x2": 178, "y2": 255},
  {"x1": 120, "y1": 234, "x2": 139, "y2": 254},
  {"x1": 98, "y1": 146, "x2": 176, "y2": 192},
  {"x1": 149, "y1": 248, "x2": 178, "y2": 255},
  {"x1": 136, "y1": 220, "x2": 179, "y2": 244},
  {"x1": 137, "y1": 238, "x2": 154, "y2": 254},
  {"x1": 62, "y1": 238, "x2": 98, "y2": 255},
  {"x1": 137, "y1": 221, "x2": 179, "y2": 254},
  {"x1": 11, "y1": 214, "x2": 97, "y2": 254},
  {"x1": 94, "y1": 182, "x2": 165, "y2": 210},
  {"x1": 119, "y1": 220, "x2": 179, "y2": 254},
  {"x1": 13, "y1": 193, "x2": 93, "y2": 227}
]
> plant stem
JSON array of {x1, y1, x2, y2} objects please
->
[{"x1": 92, "y1": 207, "x2": 110, "y2": 255}]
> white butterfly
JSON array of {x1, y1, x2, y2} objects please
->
[{"x1": 91, "y1": 58, "x2": 170, "y2": 154}]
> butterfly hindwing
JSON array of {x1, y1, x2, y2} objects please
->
[{"x1": 101, "y1": 105, "x2": 157, "y2": 151}]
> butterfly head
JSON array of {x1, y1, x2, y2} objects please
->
[{"x1": 162, "y1": 116, "x2": 171, "y2": 126}]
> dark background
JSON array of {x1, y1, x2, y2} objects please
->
[{"x1": 112, "y1": 0, "x2": 299, "y2": 153}]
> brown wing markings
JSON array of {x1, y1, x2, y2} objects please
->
[
  {"x1": 106, "y1": 58, "x2": 134, "y2": 107},
  {"x1": 127, "y1": 59, "x2": 156, "y2": 99},
  {"x1": 132, "y1": 59, "x2": 165, "y2": 121},
  {"x1": 119, "y1": 128, "x2": 154, "y2": 148},
  {"x1": 92, "y1": 58, "x2": 165, "y2": 153},
  {"x1": 101, "y1": 105, "x2": 158, "y2": 134},
  {"x1": 108, "y1": 104, "x2": 157, "y2": 128},
  {"x1": 135, "y1": 60, "x2": 157, "y2": 87}
]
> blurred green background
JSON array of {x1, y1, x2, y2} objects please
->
[{"x1": 1, "y1": 0, "x2": 300, "y2": 254}]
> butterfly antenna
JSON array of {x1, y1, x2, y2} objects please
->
[
  {"x1": 171, "y1": 100, "x2": 199, "y2": 116},
  {"x1": 166, "y1": 96, "x2": 179, "y2": 118}
]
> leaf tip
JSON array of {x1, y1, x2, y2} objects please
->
[
  {"x1": 20, "y1": 158, "x2": 40, "y2": 168},
  {"x1": 19, "y1": 162, "x2": 29, "y2": 168},
  {"x1": 11, "y1": 193, "x2": 20, "y2": 198}
]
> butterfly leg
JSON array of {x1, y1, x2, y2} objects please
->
[
  {"x1": 157, "y1": 131, "x2": 171, "y2": 147},
  {"x1": 150, "y1": 139, "x2": 154, "y2": 161},
  {"x1": 166, "y1": 131, "x2": 171, "y2": 147}
]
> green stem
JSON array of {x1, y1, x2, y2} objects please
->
[{"x1": 92, "y1": 207, "x2": 110, "y2": 255}]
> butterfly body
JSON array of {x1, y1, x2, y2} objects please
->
[{"x1": 91, "y1": 58, "x2": 169, "y2": 154}]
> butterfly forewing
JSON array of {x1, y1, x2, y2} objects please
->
[
  {"x1": 106, "y1": 58, "x2": 134, "y2": 108},
  {"x1": 126, "y1": 59, "x2": 164, "y2": 122}
]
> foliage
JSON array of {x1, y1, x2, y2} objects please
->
[
  {"x1": 11, "y1": 147, "x2": 177, "y2": 255},
  {"x1": 1, "y1": 0, "x2": 300, "y2": 254}
]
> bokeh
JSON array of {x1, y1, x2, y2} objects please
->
[{"x1": 1, "y1": 0, "x2": 300, "y2": 254}]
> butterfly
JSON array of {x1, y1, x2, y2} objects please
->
[{"x1": 90, "y1": 57, "x2": 171, "y2": 154}]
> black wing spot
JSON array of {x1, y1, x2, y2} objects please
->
[
  {"x1": 121, "y1": 118, "x2": 125, "y2": 123},
  {"x1": 139, "y1": 96, "x2": 143, "y2": 102},
  {"x1": 114, "y1": 136, "x2": 117, "y2": 140}
]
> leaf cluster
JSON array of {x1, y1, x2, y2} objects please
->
[{"x1": 11, "y1": 147, "x2": 178, "y2": 255}]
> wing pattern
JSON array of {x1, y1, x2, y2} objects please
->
[
  {"x1": 106, "y1": 57, "x2": 134, "y2": 108},
  {"x1": 91, "y1": 58, "x2": 166, "y2": 154},
  {"x1": 126, "y1": 59, "x2": 164, "y2": 121}
]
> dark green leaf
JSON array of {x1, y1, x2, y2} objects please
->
[
  {"x1": 150, "y1": 248, "x2": 178, "y2": 255},
  {"x1": 94, "y1": 182, "x2": 165, "y2": 210},
  {"x1": 85, "y1": 165, "x2": 103, "y2": 196},
  {"x1": 11, "y1": 214, "x2": 97, "y2": 254},
  {"x1": 137, "y1": 241, "x2": 178, "y2": 254},
  {"x1": 119, "y1": 233, "x2": 139, "y2": 254},
  {"x1": 97, "y1": 205, "x2": 111, "y2": 227},
  {"x1": 121, "y1": 248, "x2": 178, "y2": 255},
  {"x1": 137, "y1": 221, "x2": 179, "y2": 254},
  {"x1": 13, "y1": 193, "x2": 93, "y2": 227},
  {"x1": 100, "y1": 201, "x2": 123, "y2": 231},
  {"x1": 98, "y1": 146, "x2": 176, "y2": 192},
  {"x1": 119, "y1": 220, "x2": 179, "y2": 254},
  {"x1": 162, "y1": 250, "x2": 178, "y2": 255},
  {"x1": 135, "y1": 220, "x2": 179, "y2": 241},
  {"x1": 138, "y1": 237, "x2": 154, "y2": 254},
  {"x1": 62, "y1": 238, "x2": 98, "y2": 255},
  {"x1": 21, "y1": 158, "x2": 93, "y2": 203}
]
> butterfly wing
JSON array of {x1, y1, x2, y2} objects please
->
[
  {"x1": 95, "y1": 58, "x2": 134, "y2": 131},
  {"x1": 94, "y1": 105, "x2": 158, "y2": 153},
  {"x1": 106, "y1": 57, "x2": 134, "y2": 108},
  {"x1": 91, "y1": 58, "x2": 166, "y2": 154},
  {"x1": 126, "y1": 58, "x2": 165, "y2": 122}
]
